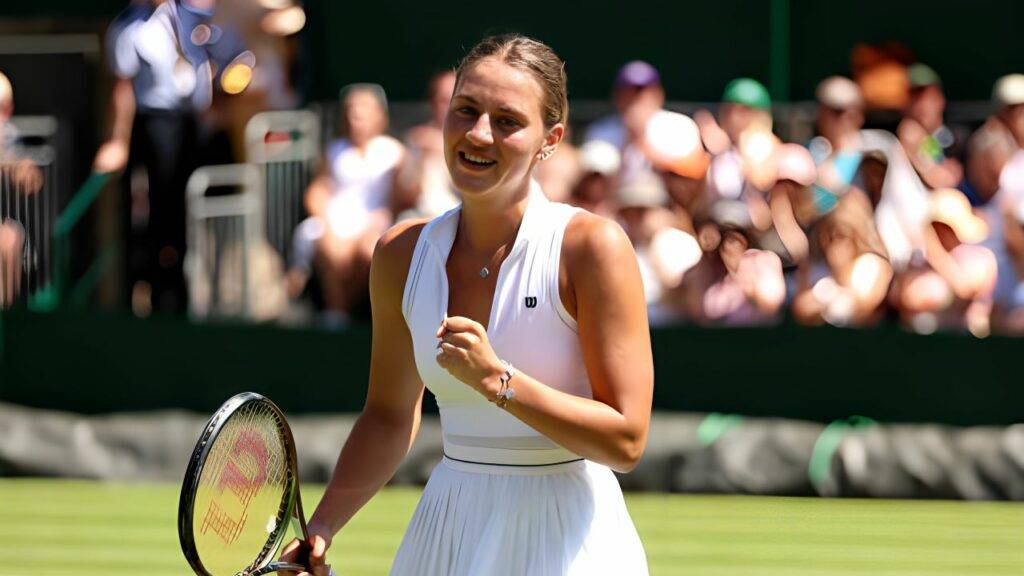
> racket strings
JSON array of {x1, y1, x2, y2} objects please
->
[{"x1": 192, "y1": 400, "x2": 295, "y2": 575}]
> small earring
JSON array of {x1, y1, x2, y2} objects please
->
[{"x1": 540, "y1": 149, "x2": 554, "y2": 161}]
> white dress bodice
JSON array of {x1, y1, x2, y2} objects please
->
[{"x1": 402, "y1": 182, "x2": 589, "y2": 465}]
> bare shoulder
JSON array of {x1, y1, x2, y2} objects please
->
[
  {"x1": 371, "y1": 218, "x2": 430, "y2": 297},
  {"x1": 559, "y1": 210, "x2": 643, "y2": 321},
  {"x1": 562, "y1": 210, "x2": 636, "y2": 271}
]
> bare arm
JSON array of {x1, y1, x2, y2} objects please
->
[
  {"x1": 847, "y1": 252, "x2": 893, "y2": 319},
  {"x1": 921, "y1": 224, "x2": 972, "y2": 299},
  {"x1": 769, "y1": 187, "x2": 809, "y2": 263},
  {"x1": 390, "y1": 148, "x2": 422, "y2": 216},
  {"x1": 303, "y1": 168, "x2": 333, "y2": 219},
  {"x1": 303, "y1": 219, "x2": 427, "y2": 541},
  {"x1": 898, "y1": 119, "x2": 963, "y2": 189},
  {"x1": 437, "y1": 214, "x2": 654, "y2": 473},
  {"x1": 93, "y1": 78, "x2": 135, "y2": 173}
]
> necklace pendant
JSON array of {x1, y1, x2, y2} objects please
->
[{"x1": 479, "y1": 267, "x2": 490, "y2": 279}]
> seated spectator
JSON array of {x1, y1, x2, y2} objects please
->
[
  {"x1": 395, "y1": 70, "x2": 459, "y2": 219},
  {"x1": 643, "y1": 110, "x2": 711, "y2": 320},
  {"x1": 985, "y1": 147, "x2": 1024, "y2": 333},
  {"x1": 701, "y1": 79, "x2": 776, "y2": 234},
  {"x1": 585, "y1": 61, "x2": 663, "y2": 188},
  {"x1": 644, "y1": 110, "x2": 784, "y2": 325},
  {"x1": 966, "y1": 74, "x2": 1024, "y2": 332},
  {"x1": 288, "y1": 83, "x2": 405, "y2": 323},
  {"x1": 792, "y1": 188, "x2": 893, "y2": 327},
  {"x1": 810, "y1": 76, "x2": 867, "y2": 169},
  {"x1": 966, "y1": 74, "x2": 1024, "y2": 204},
  {"x1": 644, "y1": 110, "x2": 709, "y2": 270},
  {"x1": 613, "y1": 171, "x2": 679, "y2": 325},
  {"x1": 0, "y1": 71, "x2": 42, "y2": 194},
  {"x1": 898, "y1": 64, "x2": 965, "y2": 190},
  {"x1": 0, "y1": 70, "x2": 42, "y2": 308},
  {"x1": 696, "y1": 77, "x2": 773, "y2": 157},
  {"x1": 891, "y1": 188, "x2": 997, "y2": 337},
  {"x1": 569, "y1": 140, "x2": 620, "y2": 219},
  {"x1": 678, "y1": 217, "x2": 786, "y2": 327},
  {"x1": 807, "y1": 77, "x2": 909, "y2": 264}
]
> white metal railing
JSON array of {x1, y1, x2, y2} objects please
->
[
  {"x1": 1, "y1": 143, "x2": 57, "y2": 307},
  {"x1": 244, "y1": 110, "x2": 320, "y2": 267},
  {"x1": 185, "y1": 164, "x2": 286, "y2": 321}
]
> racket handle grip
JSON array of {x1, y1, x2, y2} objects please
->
[
  {"x1": 248, "y1": 561, "x2": 306, "y2": 575},
  {"x1": 248, "y1": 563, "x2": 337, "y2": 576}
]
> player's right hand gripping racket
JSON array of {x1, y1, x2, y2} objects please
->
[{"x1": 178, "y1": 392, "x2": 314, "y2": 576}]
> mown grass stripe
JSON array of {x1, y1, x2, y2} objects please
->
[{"x1": 1, "y1": 480, "x2": 1020, "y2": 576}]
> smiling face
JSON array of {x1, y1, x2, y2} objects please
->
[{"x1": 444, "y1": 56, "x2": 563, "y2": 199}]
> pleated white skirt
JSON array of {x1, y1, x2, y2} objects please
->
[{"x1": 389, "y1": 458, "x2": 648, "y2": 576}]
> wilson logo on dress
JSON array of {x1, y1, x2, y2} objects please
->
[{"x1": 524, "y1": 297, "x2": 538, "y2": 308}]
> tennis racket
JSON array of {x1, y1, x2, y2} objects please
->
[{"x1": 178, "y1": 392, "x2": 313, "y2": 576}]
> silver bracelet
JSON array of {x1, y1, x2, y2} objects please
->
[{"x1": 494, "y1": 360, "x2": 516, "y2": 408}]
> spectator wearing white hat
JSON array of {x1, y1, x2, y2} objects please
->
[
  {"x1": 642, "y1": 110, "x2": 710, "y2": 319},
  {"x1": 643, "y1": 110, "x2": 784, "y2": 325},
  {"x1": 570, "y1": 140, "x2": 621, "y2": 219},
  {"x1": 613, "y1": 171, "x2": 681, "y2": 324},
  {"x1": 813, "y1": 76, "x2": 866, "y2": 159}
]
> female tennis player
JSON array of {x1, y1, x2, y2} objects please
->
[{"x1": 280, "y1": 34, "x2": 653, "y2": 575}]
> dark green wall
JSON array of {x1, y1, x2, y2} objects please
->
[
  {"x1": 4, "y1": 1, "x2": 1023, "y2": 102},
  {"x1": 2, "y1": 309, "x2": 1021, "y2": 425},
  {"x1": 788, "y1": 0, "x2": 1024, "y2": 101},
  {"x1": 302, "y1": 0, "x2": 772, "y2": 101}
]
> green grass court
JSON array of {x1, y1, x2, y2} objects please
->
[{"x1": 1, "y1": 479, "x2": 1021, "y2": 575}]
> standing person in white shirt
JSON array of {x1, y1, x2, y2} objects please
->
[
  {"x1": 94, "y1": 0, "x2": 252, "y2": 314},
  {"x1": 279, "y1": 34, "x2": 652, "y2": 576}
]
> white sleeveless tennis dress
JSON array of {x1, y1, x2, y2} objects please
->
[{"x1": 391, "y1": 182, "x2": 648, "y2": 575}]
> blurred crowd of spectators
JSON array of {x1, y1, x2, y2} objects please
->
[
  {"x1": 301, "y1": 62, "x2": 1024, "y2": 338},
  {"x1": 4, "y1": 1, "x2": 1024, "y2": 339}
]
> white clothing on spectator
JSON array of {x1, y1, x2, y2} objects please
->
[
  {"x1": 985, "y1": 149, "x2": 1024, "y2": 309},
  {"x1": 110, "y1": 2, "x2": 209, "y2": 112},
  {"x1": 291, "y1": 135, "x2": 403, "y2": 269}
]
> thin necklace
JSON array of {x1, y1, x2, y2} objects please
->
[{"x1": 478, "y1": 244, "x2": 509, "y2": 279}]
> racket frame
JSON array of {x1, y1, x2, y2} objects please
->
[{"x1": 179, "y1": 392, "x2": 309, "y2": 576}]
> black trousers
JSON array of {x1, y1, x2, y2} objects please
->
[{"x1": 123, "y1": 110, "x2": 198, "y2": 314}]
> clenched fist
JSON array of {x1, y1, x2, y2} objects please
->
[{"x1": 435, "y1": 316, "x2": 506, "y2": 398}]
